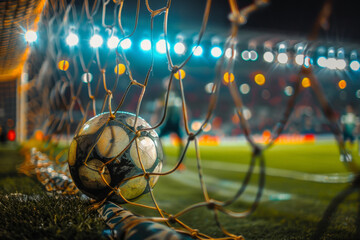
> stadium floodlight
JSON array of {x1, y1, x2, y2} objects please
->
[
  {"x1": 81, "y1": 72, "x2": 93, "y2": 83},
  {"x1": 295, "y1": 54, "x2": 304, "y2": 65},
  {"x1": 356, "y1": 89, "x2": 360, "y2": 98},
  {"x1": 107, "y1": 36, "x2": 120, "y2": 49},
  {"x1": 210, "y1": 46, "x2": 222, "y2": 58},
  {"x1": 90, "y1": 34, "x2": 103, "y2": 48},
  {"x1": 350, "y1": 60, "x2": 360, "y2": 71},
  {"x1": 241, "y1": 50, "x2": 250, "y2": 61},
  {"x1": 249, "y1": 50, "x2": 258, "y2": 61},
  {"x1": 225, "y1": 48, "x2": 236, "y2": 59},
  {"x1": 120, "y1": 38, "x2": 132, "y2": 50},
  {"x1": 140, "y1": 39, "x2": 151, "y2": 51},
  {"x1": 156, "y1": 39, "x2": 169, "y2": 54},
  {"x1": 239, "y1": 83, "x2": 250, "y2": 94},
  {"x1": 317, "y1": 56, "x2": 327, "y2": 68},
  {"x1": 303, "y1": 56, "x2": 312, "y2": 68},
  {"x1": 326, "y1": 58, "x2": 337, "y2": 70},
  {"x1": 277, "y1": 53, "x2": 288, "y2": 64},
  {"x1": 284, "y1": 86, "x2": 294, "y2": 96},
  {"x1": 336, "y1": 59, "x2": 346, "y2": 70},
  {"x1": 174, "y1": 42, "x2": 186, "y2": 54},
  {"x1": 263, "y1": 51, "x2": 274, "y2": 63},
  {"x1": 66, "y1": 33, "x2": 79, "y2": 47},
  {"x1": 25, "y1": 30, "x2": 37, "y2": 43},
  {"x1": 192, "y1": 46, "x2": 203, "y2": 56}
]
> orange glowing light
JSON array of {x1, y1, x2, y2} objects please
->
[
  {"x1": 254, "y1": 73, "x2": 265, "y2": 86},
  {"x1": 114, "y1": 64, "x2": 126, "y2": 75},
  {"x1": 58, "y1": 60, "x2": 69, "y2": 71},
  {"x1": 174, "y1": 69, "x2": 186, "y2": 80},
  {"x1": 262, "y1": 130, "x2": 271, "y2": 143},
  {"x1": 338, "y1": 80, "x2": 346, "y2": 89},
  {"x1": 302, "y1": 77, "x2": 311, "y2": 88},
  {"x1": 223, "y1": 72, "x2": 235, "y2": 84},
  {"x1": 34, "y1": 130, "x2": 44, "y2": 141}
]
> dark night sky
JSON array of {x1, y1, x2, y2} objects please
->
[
  {"x1": 166, "y1": 0, "x2": 360, "y2": 43},
  {"x1": 82, "y1": 0, "x2": 360, "y2": 43}
]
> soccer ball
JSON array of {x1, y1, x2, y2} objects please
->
[{"x1": 68, "y1": 111, "x2": 163, "y2": 203}]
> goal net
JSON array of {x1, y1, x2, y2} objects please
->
[{"x1": 14, "y1": 0, "x2": 360, "y2": 239}]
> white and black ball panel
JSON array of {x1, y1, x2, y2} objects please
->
[
  {"x1": 130, "y1": 136, "x2": 157, "y2": 170},
  {"x1": 150, "y1": 161, "x2": 162, "y2": 188},
  {"x1": 68, "y1": 139, "x2": 77, "y2": 166},
  {"x1": 68, "y1": 111, "x2": 164, "y2": 204},
  {"x1": 119, "y1": 176, "x2": 148, "y2": 201},
  {"x1": 78, "y1": 159, "x2": 111, "y2": 189},
  {"x1": 126, "y1": 116, "x2": 151, "y2": 129},
  {"x1": 97, "y1": 125, "x2": 130, "y2": 158},
  {"x1": 78, "y1": 112, "x2": 110, "y2": 136}
]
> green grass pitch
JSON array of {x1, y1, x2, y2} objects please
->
[{"x1": 0, "y1": 140, "x2": 359, "y2": 239}]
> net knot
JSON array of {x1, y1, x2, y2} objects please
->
[
  {"x1": 207, "y1": 200, "x2": 217, "y2": 210},
  {"x1": 228, "y1": 12, "x2": 247, "y2": 25},
  {"x1": 188, "y1": 133, "x2": 195, "y2": 141},
  {"x1": 191, "y1": 229, "x2": 199, "y2": 237},
  {"x1": 171, "y1": 66, "x2": 180, "y2": 74},
  {"x1": 143, "y1": 173, "x2": 150, "y2": 180},
  {"x1": 167, "y1": 214, "x2": 176, "y2": 223},
  {"x1": 235, "y1": 235, "x2": 245, "y2": 240}
]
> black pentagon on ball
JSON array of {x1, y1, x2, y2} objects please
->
[{"x1": 68, "y1": 111, "x2": 163, "y2": 203}]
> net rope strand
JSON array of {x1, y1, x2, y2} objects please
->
[{"x1": 18, "y1": 0, "x2": 360, "y2": 239}]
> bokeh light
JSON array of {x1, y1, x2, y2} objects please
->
[
  {"x1": 263, "y1": 51, "x2": 274, "y2": 63},
  {"x1": 249, "y1": 50, "x2": 258, "y2": 61},
  {"x1": 225, "y1": 48, "x2": 236, "y2": 59},
  {"x1": 239, "y1": 83, "x2": 250, "y2": 94},
  {"x1": 90, "y1": 34, "x2": 103, "y2": 48},
  {"x1": 284, "y1": 86, "x2": 294, "y2": 96},
  {"x1": 120, "y1": 38, "x2": 132, "y2": 50},
  {"x1": 156, "y1": 39, "x2": 169, "y2": 54},
  {"x1": 211, "y1": 46, "x2": 222, "y2": 58},
  {"x1": 338, "y1": 80, "x2": 347, "y2": 89},
  {"x1": 336, "y1": 59, "x2": 346, "y2": 70},
  {"x1": 317, "y1": 57, "x2": 327, "y2": 67},
  {"x1": 25, "y1": 30, "x2": 37, "y2": 43},
  {"x1": 191, "y1": 121, "x2": 202, "y2": 131},
  {"x1": 7, "y1": 129, "x2": 16, "y2": 141},
  {"x1": 205, "y1": 82, "x2": 216, "y2": 94},
  {"x1": 223, "y1": 72, "x2": 235, "y2": 84},
  {"x1": 58, "y1": 60, "x2": 69, "y2": 71},
  {"x1": 114, "y1": 64, "x2": 126, "y2": 75},
  {"x1": 254, "y1": 73, "x2": 265, "y2": 86},
  {"x1": 81, "y1": 72, "x2": 93, "y2": 83},
  {"x1": 174, "y1": 69, "x2": 186, "y2": 80},
  {"x1": 107, "y1": 36, "x2": 120, "y2": 49},
  {"x1": 302, "y1": 77, "x2": 311, "y2": 88},
  {"x1": 326, "y1": 58, "x2": 337, "y2": 69},
  {"x1": 66, "y1": 33, "x2": 79, "y2": 47},
  {"x1": 174, "y1": 42, "x2": 186, "y2": 54},
  {"x1": 356, "y1": 89, "x2": 360, "y2": 99},
  {"x1": 241, "y1": 50, "x2": 250, "y2": 61},
  {"x1": 277, "y1": 53, "x2": 288, "y2": 64},
  {"x1": 140, "y1": 39, "x2": 151, "y2": 51},
  {"x1": 192, "y1": 46, "x2": 203, "y2": 56},
  {"x1": 295, "y1": 54, "x2": 304, "y2": 65},
  {"x1": 350, "y1": 60, "x2": 360, "y2": 71}
]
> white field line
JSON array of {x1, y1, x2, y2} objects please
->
[
  {"x1": 163, "y1": 166, "x2": 294, "y2": 203},
  {"x1": 170, "y1": 157, "x2": 354, "y2": 184}
]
